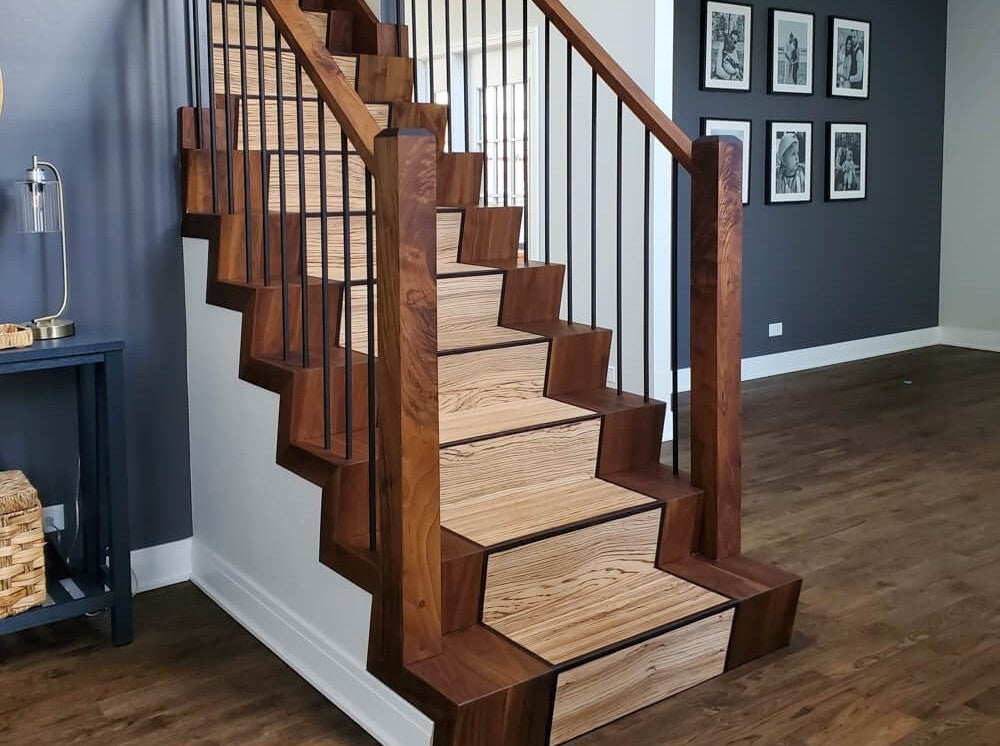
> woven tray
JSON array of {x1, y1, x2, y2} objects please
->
[
  {"x1": 0, "y1": 324, "x2": 33, "y2": 351},
  {"x1": 0, "y1": 471, "x2": 46, "y2": 620}
]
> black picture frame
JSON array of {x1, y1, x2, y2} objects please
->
[
  {"x1": 701, "y1": 1, "x2": 754, "y2": 93},
  {"x1": 768, "y1": 8, "x2": 815, "y2": 96},
  {"x1": 766, "y1": 120, "x2": 813, "y2": 205},
  {"x1": 701, "y1": 117, "x2": 752, "y2": 204},
  {"x1": 828, "y1": 16, "x2": 871, "y2": 99},
  {"x1": 826, "y1": 122, "x2": 869, "y2": 202}
]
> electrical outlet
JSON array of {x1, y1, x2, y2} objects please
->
[
  {"x1": 43, "y1": 505, "x2": 65, "y2": 533},
  {"x1": 607, "y1": 366, "x2": 617, "y2": 386},
  {"x1": 769, "y1": 322, "x2": 784, "y2": 338}
]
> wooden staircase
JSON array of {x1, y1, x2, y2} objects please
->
[{"x1": 179, "y1": 0, "x2": 801, "y2": 743}]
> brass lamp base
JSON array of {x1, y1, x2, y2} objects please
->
[{"x1": 31, "y1": 318, "x2": 76, "y2": 340}]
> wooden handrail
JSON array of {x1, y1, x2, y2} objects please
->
[
  {"x1": 531, "y1": 0, "x2": 694, "y2": 172},
  {"x1": 263, "y1": 0, "x2": 382, "y2": 167}
]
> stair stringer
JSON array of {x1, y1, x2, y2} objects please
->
[{"x1": 181, "y1": 233, "x2": 436, "y2": 746}]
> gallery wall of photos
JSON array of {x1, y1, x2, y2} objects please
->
[{"x1": 700, "y1": 1, "x2": 870, "y2": 205}]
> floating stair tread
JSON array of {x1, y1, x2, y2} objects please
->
[
  {"x1": 441, "y1": 477, "x2": 657, "y2": 548},
  {"x1": 294, "y1": 429, "x2": 372, "y2": 466},
  {"x1": 482, "y1": 511, "x2": 728, "y2": 665},
  {"x1": 439, "y1": 397, "x2": 595, "y2": 446}
]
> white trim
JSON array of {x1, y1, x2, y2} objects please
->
[
  {"x1": 670, "y1": 327, "x2": 942, "y2": 405},
  {"x1": 131, "y1": 538, "x2": 192, "y2": 593},
  {"x1": 940, "y1": 326, "x2": 1000, "y2": 353},
  {"x1": 191, "y1": 542, "x2": 434, "y2": 746}
]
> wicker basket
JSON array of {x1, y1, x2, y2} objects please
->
[
  {"x1": 0, "y1": 324, "x2": 34, "y2": 351},
  {"x1": 0, "y1": 471, "x2": 46, "y2": 620}
]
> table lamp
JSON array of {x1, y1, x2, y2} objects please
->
[{"x1": 16, "y1": 156, "x2": 75, "y2": 340}]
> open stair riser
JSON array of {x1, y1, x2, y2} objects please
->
[{"x1": 179, "y1": 1, "x2": 803, "y2": 743}]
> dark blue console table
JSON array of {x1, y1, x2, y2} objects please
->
[{"x1": 0, "y1": 335, "x2": 133, "y2": 646}]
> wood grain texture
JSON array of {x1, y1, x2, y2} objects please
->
[
  {"x1": 458, "y1": 207, "x2": 523, "y2": 263},
  {"x1": 212, "y1": 2, "x2": 329, "y2": 52},
  {"x1": 214, "y1": 45, "x2": 347, "y2": 99},
  {"x1": 437, "y1": 152, "x2": 486, "y2": 207},
  {"x1": 439, "y1": 397, "x2": 594, "y2": 447},
  {"x1": 390, "y1": 102, "x2": 450, "y2": 152},
  {"x1": 441, "y1": 530, "x2": 484, "y2": 634},
  {"x1": 550, "y1": 610, "x2": 734, "y2": 745},
  {"x1": 372, "y1": 129, "x2": 442, "y2": 667},
  {"x1": 482, "y1": 511, "x2": 728, "y2": 664},
  {"x1": 355, "y1": 54, "x2": 414, "y2": 102},
  {"x1": 263, "y1": 0, "x2": 381, "y2": 165},
  {"x1": 545, "y1": 328, "x2": 612, "y2": 397},
  {"x1": 499, "y1": 265, "x2": 566, "y2": 326},
  {"x1": 240, "y1": 96, "x2": 389, "y2": 152},
  {"x1": 438, "y1": 343, "x2": 549, "y2": 414},
  {"x1": 690, "y1": 136, "x2": 744, "y2": 561},
  {"x1": 529, "y1": 0, "x2": 693, "y2": 170},
  {"x1": 267, "y1": 153, "x2": 367, "y2": 213},
  {"x1": 304, "y1": 208, "x2": 465, "y2": 282}
]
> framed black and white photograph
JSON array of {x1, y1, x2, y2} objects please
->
[
  {"x1": 702, "y1": 2, "x2": 753, "y2": 92},
  {"x1": 767, "y1": 121, "x2": 812, "y2": 204},
  {"x1": 702, "y1": 118, "x2": 752, "y2": 204},
  {"x1": 829, "y1": 17, "x2": 871, "y2": 98},
  {"x1": 827, "y1": 122, "x2": 867, "y2": 201},
  {"x1": 769, "y1": 9, "x2": 814, "y2": 95}
]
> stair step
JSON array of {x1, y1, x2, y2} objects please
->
[
  {"x1": 212, "y1": 2, "x2": 329, "y2": 55},
  {"x1": 549, "y1": 610, "x2": 734, "y2": 745},
  {"x1": 340, "y1": 274, "x2": 542, "y2": 356},
  {"x1": 440, "y1": 398, "x2": 594, "y2": 447},
  {"x1": 240, "y1": 98, "x2": 390, "y2": 152},
  {"x1": 439, "y1": 342, "x2": 549, "y2": 414},
  {"x1": 214, "y1": 46, "x2": 359, "y2": 100},
  {"x1": 482, "y1": 510, "x2": 729, "y2": 665}
]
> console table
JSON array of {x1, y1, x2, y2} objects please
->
[{"x1": 0, "y1": 335, "x2": 132, "y2": 645}]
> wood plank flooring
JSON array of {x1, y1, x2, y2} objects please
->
[{"x1": 3, "y1": 346, "x2": 998, "y2": 744}]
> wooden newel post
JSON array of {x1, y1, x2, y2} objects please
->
[
  {"x1": 690, "y1": 135, "x2": 743, "y2": 561},
  {"x1": 374, "y1": 129, "x2": 443, "y2": 667}
]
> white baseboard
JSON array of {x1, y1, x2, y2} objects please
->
[
  {"x1": 131, "y1": 538, "x2": 192, "y2": 593},
  {"x1": 191, "y1": 541, "x2": 433, "y2": 746},
  {"x1": 940, "y1": 325, "x2": 1000, "y2": 353},
  {"x1": 674, "y1": 327, "x2": 942, "y2": 395}
]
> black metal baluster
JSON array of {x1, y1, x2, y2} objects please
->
[
  {"x1": 365, "y1": 169, "x2": 377, "y2": 553},
  {"x1": 427, "y1": 0, "x2": 436, "y2": 100},
  {"x1": 444, "y1": 0, "x2": 453, "y2": 151},
  {"x1": 615, "y1": 98, "x2": 623, "y2": 396},
  {"x1": 462, "y1": 0, "x2": 470, "y2": 150},
  {"x1": 501, "y1": 0, "x2": 509, "y2": 206},
  {"x1": 481, "y1": 0, "x2": 488, "y2": 205},
  {"x1": 671, "y1": 159, "x2": 680, "y2": 473},
  {"x1": 397, "y1": 0, "x2": 405, "y2": 56},
  {"x1": 410, "y1": 0, "x2": 419, "y2": 100},
  {"x1": 296, "y1": 64, "x2": 310, "y2": 369},
  {"x1": 275, "y1": 26, "x2": 291, "y2": 361},
  {"x1": 543, "y1": 19, "x2": 550, "y2": 263},
  {"x1": 566, "y1": 43, "x2": 573, "y2": 324},
  {"x1": 221, "y1": 0, "x2": 235, "y2": 213},
  {"x1": 257, "y1": 1, "x2": 271, "y2": 286},
  {"x1": 206, "y1": 0, "x2": 219, "y2": 213},
  {"x1": 318, "y1": 102, "x2": 332, "y2": 452},
  {"x1": 643, "y1": 129, "x2": 651, "y2": 403},
  {"x1": 341, "y1": 132, "x2": 354, "y2": 459},
  {"x1": 192, "y1": 0, "x2": 204, "y2": 150},
  {"x1": 239, "y1": 0, "x2": 253, "y2": 283},
  {"x1": 590, "y1": 70, "x2": 597, "y2": 330},
  {"x1": 522, "y1": 0, "x2": 529, "y2": 258}
]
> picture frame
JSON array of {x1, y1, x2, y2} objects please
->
[
  {"x1": 827, "y1": 122, "x2": 868, "y2": 201},
  {"x1": 702, "y1": 118, "x2": 752, "y2": 204},
  {"x1": 829, "y1": 16, "x2": 871, "y2": 99},
  {"x1": 769, "y1": 9, "x2": 814, "y2": 95},
  {"x1": 766, "y1": 121, "x2": 812, "y2": 204},
  {"x1": 702, "y1": 1, "x2": 753, "y2": 92}
]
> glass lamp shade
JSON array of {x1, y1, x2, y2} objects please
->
[{"x1": 16, "y1": 179, "x2": 62, "y2": 234}]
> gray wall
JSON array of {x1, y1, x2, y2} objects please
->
[
  {"x1": 674, "y1": 0, "x2": 947, "y2": 365},
  {"x1": 940, "y1": 0, "x2": 1000, "y2": 337},
  {"x1": 0, "y1": 1, "x2": 192, "y2": 549}
]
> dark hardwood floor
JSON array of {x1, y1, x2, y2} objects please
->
[{"x1": 2, "y1": 345, "x2": 998, "y2": 745}]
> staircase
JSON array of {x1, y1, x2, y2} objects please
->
[{"x1": 179, "y1": 0, "x2": 801, "y2": 743}]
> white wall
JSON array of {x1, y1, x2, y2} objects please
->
[
  {"x1": 183, "y1": 238, "x2": 433, "y2": 746},
  {"x1": 939, "y1": 0, "x2": 1000, "y2": 351}
]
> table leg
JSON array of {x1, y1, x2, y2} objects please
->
[
  {"x1": 97, "y1": 350, "x2": 133, "y2": 646},
  {"x1": 76, "y1": 364, "x2": 100, "y2": 580}
]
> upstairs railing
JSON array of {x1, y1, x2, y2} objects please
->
[{"x1": 184, "y1": 0, "x2": 743, "y2": 670}]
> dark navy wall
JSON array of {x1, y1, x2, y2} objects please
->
[
  {"x1": 674, "y1": 0, "x2": 947, "y2": 365},
  {"x1": 0, "y1": 2, "x2": 192, "y2": 549}
]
